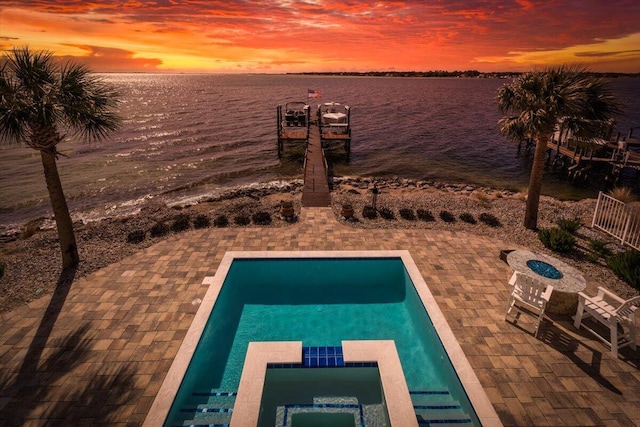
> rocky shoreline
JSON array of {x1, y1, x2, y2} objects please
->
[{"x1": 0, "y1": 177, "x2": 636, "y2": 314}]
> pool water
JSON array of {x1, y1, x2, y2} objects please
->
[{"x1": 164, "y1": 257, "x2": 481, "y2": 426}]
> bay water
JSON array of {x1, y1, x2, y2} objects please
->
[{"x1": 0, "y1": 74, "x2": 638, "y2": 232}]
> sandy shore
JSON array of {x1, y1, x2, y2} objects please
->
[{"x1": 0, "y1": 177, "x2": 635, "y2": 314}]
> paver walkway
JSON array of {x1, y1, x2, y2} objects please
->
[{"x1": 1, "y1": 208, "x2": 639, "y2": 426}]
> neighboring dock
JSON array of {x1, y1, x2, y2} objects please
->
[{"x1": 277, "y1": 102, "x2": 351, "y2": 207}]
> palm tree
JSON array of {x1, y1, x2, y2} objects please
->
[
  {"x1": 0, "y1": 47, "x2": 120, "y2": 268},
  {"x1": 497, "y1": 65, "x2": 620, "y2": 230}
]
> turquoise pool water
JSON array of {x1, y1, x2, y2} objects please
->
[{"x1": 164, "y1": 257, "x2": 480, "y2": 426}]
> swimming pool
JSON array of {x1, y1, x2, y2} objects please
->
[{"x1": 144, "y1": 251, "x2": 500, "y2": 427}]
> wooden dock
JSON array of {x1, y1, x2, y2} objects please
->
[
  {"x1": 278, "y1": 102, "x2": 352, "y2": 207},
  {"x1": 301, "y1": 122, "x2": 331, "y2": 207}
]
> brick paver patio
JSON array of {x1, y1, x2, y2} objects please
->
[{"x1": 1, "y1": 207, "x2": 639, "y2": 426}]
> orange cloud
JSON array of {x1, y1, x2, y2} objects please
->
[{"x1": 1, "y1": 1, "x2": 638, "y2": 73}]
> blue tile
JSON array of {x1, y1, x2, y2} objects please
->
[
  {"x1": 319, "y1": 347, "x2": 326, "y2": 356},
  {"x1": 319, "y1": 357, "x2": 327, "y2": 367},
  {"x1": 309, "y1": 347, "x2": 318, "y2": 356},
  {"x1": 336, "y1": 356, "x2": 344, "y2": 366},
  {"x1": 309, "y1": 357, "x2": 318, "y2": 367},
  {"x1": 327, "y1": 346, "x2": 335, "y2": 356}
]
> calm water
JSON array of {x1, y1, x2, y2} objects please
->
[{"x1": 1, "y1": 74, "x2": 638, "y2": 230}]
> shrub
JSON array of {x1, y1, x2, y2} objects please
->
[
  {"x1": 126, "y1": 230, "x2": 146, "y2": 244},
  {"x1": 194, "y1": 214, "x2": 211, "y2": 229},
  {"x1": 252, "y1": 211, "x2": 272, "y2": 225},
  {"x1": 538, "y1": 227, "x2": 576, "y2": 253},
  {"x1": 459, "y1": 213, "x2": 477, "y2": 224},
  {"x1": 22, "y1": 222, "x2": 39, "y2": 239},
  {"x1": 213, "y1": 215, "x2": 228, "y2": 227},
  {"x1": 479, "y1": 213, "x2": 501, "y2": 227},
  {"x1": 439, "y1": 211, "x2": 456, "y2": 223},
  {"x1": 362, "y1": 205, "x2": 377, "y2": 219},
  {"x1": 399, "y1": 208, "x2": 416, "y2": 221},
  {"x1": 607, "y1": 249, "x2": 640, "y2": 289},
  {"x1": 588, "y1": 239, "x2": 612, "y2": 258},
  {"x1": 171, "y1": 214, "x2": 191, "y2": 233},
  {"x1": 608, "y1": 187, "x2": 637, "y2": 204},
  {"x1": 556, "y1": 217, "x2": 581, "y2": 234},
  {"x1": 150, "y1": 221, "x2": 170, "y2": 238},
  {"x1": 379, "y1": 207, "x2": 395, "y2": 220},
  {"x1": 416, "y1": 209, "x2": 435, "y2": 222},
  {"x1": 234, "y1": 215, "x2": 250, "y2": 226}
]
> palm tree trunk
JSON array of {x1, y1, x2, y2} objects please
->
[
  {"x1": 40, "y1": 149, "x2": 79, "y2": 268},
  {"x1": 524, "y1": 135, "x2": 550, "y2": 230}
]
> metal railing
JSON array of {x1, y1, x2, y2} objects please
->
[{"x1": 592, "y1": 191, "x2": 640, "y2": 251}]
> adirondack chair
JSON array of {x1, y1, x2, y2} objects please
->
[
  {"x1": 505, "y1": 272, "x2": 554, "y2": 337},
  {"x1": 574, "y1": 287, "x2": 640, "y2": 358}
]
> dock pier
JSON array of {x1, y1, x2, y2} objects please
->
[{"x1": 277, "y1": 103, "x2": 351, "y2": 207}]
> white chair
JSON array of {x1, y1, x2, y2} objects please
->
[
  {"x1": 505, "y1": 272, "x2": 554, "y2": 337},
  {"x1": 573, "y1": 287, "x2": 640, "y2": 358}
]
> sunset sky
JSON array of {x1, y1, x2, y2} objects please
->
[{"x1": 1, "y1": 1, "x2": 639, "y2": 73}]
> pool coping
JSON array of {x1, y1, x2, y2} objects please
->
[{"x1": 143, "y1": 250, "x2": 503, "y2": 427}]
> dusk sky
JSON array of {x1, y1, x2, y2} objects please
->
[{"x1": 1, "y1": 1, "x2": 639, "y2": 73}]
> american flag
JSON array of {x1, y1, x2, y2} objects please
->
[{"x1": 307, "y1": 89, "x2": 321, "y2": 98}]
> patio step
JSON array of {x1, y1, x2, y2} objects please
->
[{"x1": 410, "y1": 390, "x2": 472, "y2": 426}]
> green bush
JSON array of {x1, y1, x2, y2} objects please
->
[
  {"x1": 439, "y1": 211, "x2": 456, "y2": 223},
  {"x1": 171, "y1": 214, "x2": 191, "y2": 232},
  {"x1": 538, "y1": 227, "x2": 576, "y2": 253},
  {"x1": 379, "y1": 207, "x2": 395, "y2": 220},
  {"x1": 126, "y1": 230, "x2": 146, "y2": 244},
  {"x1": 252, "y1": 211, "x2": 272, "y2": 225},
  {"x1": 459, "y1": 213, "x2": 477, "y2": 224},
  {"x1": 194, "y1": 214, "x2": 211, "y2": 229},
  {"x1": 479, "y1": 213, "x2": 501, "y2": 227},
  {"x1": 556, "y1": 217, "x2": 581, "y2": 234},
  {"x1": 150, "y1": 221, "x2": 170, "y2": 238},
  {"x1": 399, "y1": 208, "x2": 416, "y2": 221},
  {"x1": 362, "y1": 205, "x2": 377, "y2": 219},
  {"x1": 607, "y1": 249, "x2": 640, "y2": 289},
  {"x1": 213, "y1": 215, "x2": 228, "y2": 227},
  {"x1": 416, "y1": 209, "x2": 435, "y2": 222}
]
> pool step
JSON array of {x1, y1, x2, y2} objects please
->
[
  {"x1": 175, "y1": 390, "x2": 237, "y2": 427},
  {"x1": 276, "y1": 396, "x2": 365, "y2": 427},
  {"x1": 410, "y1": 390, "x2": 473, "y2": 426}
]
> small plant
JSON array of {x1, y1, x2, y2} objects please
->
[
  {"x1": 439, "y1": 211, "x2": 456, "y2": 223},
  {"x1": 591, "y1": 238, "x2": 613, "y2": 256},
  {"x1": 607, "y1": 249, "x2": 640, "y2": 289},
  {"x1": 150, "y1": 221, "x2": 170, "y2": 238},
  {"x1": 379, "y1": 207, "x2": 395, "y2": 220},
  {"x1": 399, "y1": 208, "x2": 416, "y2": 221},
  {"x1": 608, "y1": 187, "x2": 637, "y2": 204},
  {"x1": 538, "y1": 227, "x2": 576, "y2": 253},
  {"x1": 126, "y1": 230, "x2": 146, "y2": 244},
  {"x1": 362, "y1": 205, "x2": 377, "y2": 219},
  {"x1": 212, "y1": 215, "x2": 228, "y2": 227},
  {"x1": 416, "y1": 209, "x2": 435, "y2": 222},
  {"x1": 476, "y1": 193, "x2": 491, "y2": 208},
  {"x1": 171, "y1": 214, "x2": 191, "y2": 233},
  {"x1": 22, "y1": 222, "x2": 39, "y2": 239},
  {"x1": 234, "y1": 215, "x2": 250, "y2": 226},
  {"x1": 479, "y1": 213, "x2": 501, "y2": 227},
  {"x1": 252, "y1": 211, "x2": 272, "y2": 225},
  {"x1": 194, "y1": 214, "x2": 211, "y2": 229},
  {"x1": 556, "y1": 217, "x2": 581, "y2": 234},
  {"x1": 459, "y1": 213, "x2": 477, "y2": 224}
]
